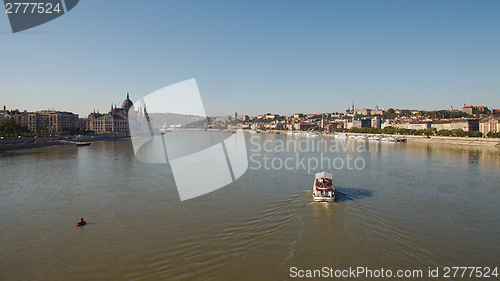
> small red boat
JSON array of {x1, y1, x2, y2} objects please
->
[{"x1": 76, "y1": 218, "x2": 86, "y2": 226}]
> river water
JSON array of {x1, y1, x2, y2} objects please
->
[{"x1": 1, "y1": 132, "x2": 499, "y2": 280}]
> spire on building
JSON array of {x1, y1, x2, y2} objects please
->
[
  {"x1": 350, "y1": 101, "x2": 354, "y2": 112},
  {"x1": 127, "y1": 92, "x2": 129, "y2": 99}
]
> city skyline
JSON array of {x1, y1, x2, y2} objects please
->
[
  {"x1": 1, "y1": 94, "x2": 496, "y2": 118},
  {"x1": 1, "y1": 0, "x2": 499, "y2": 116},
  {"x1": 2, "y1": 96, "x2": 496, "y2": 121}
]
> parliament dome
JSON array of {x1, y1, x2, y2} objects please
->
[{"x1": 122, "y1": 92, "x2": 133, "y2": 110}]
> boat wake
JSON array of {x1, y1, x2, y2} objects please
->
[{"x1": 282, "y1": 215, "x2": 305, "y2": 265}]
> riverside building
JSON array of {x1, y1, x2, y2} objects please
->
[
  {"x1": 479, "y1": 117, "x2": 500, "y2": 136},
  {"x1": 86, "y1": 93, "x2": 134, "y2": 133}
]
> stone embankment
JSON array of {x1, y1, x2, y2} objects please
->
[
  {"x1": 0, "y1": 134, "x2": 130, "y2": 153},
  {"x1": 247, "y1": 130, "x2": 500, "y2": 147},
  {"x1": 342, "y1": 133, "x2": 500, "y2": 147}
]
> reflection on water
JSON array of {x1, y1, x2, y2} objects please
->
[
  {"x1": 335, "y1": 187, "x2": 373, "y2": 202},
  {"x1": 0, "y1": 134, "x2": 499, "y2": 280}
]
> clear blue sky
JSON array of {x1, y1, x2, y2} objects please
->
[{"x1": 1, "y1": 0, "x2": 499, "y2": 117}]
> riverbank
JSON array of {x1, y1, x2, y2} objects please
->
[
  {"x1": 248, "y1": 130, "x2": 500, "y2": 147},
  {"x1": 0, "y1": 134, "x2": 131, "y2": 153},
  {"x1": 389, "y1": 134, "x2": 499, "y2": 146},
  {"x1": 340, "y1": 132, "x2": 500, "y2": 147}
]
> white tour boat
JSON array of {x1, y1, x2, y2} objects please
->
[{"x1": 313, "y1": 171, "x2": 335, "y2": 202}]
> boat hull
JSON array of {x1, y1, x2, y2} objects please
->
[
  {"x1": 76, "y1": 142, "x2": 90, "y2": 146},
  {"x1": 313, "y1": 195, "x2": 335, "y2": 202}
]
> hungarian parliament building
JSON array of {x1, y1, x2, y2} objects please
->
[{"x1": 86, "y1": 93, "x2": 134, "y2": 133}]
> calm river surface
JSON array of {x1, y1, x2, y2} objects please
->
[{"x1": 1, "y1": 132, "x2": 499, "y2": 280}]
